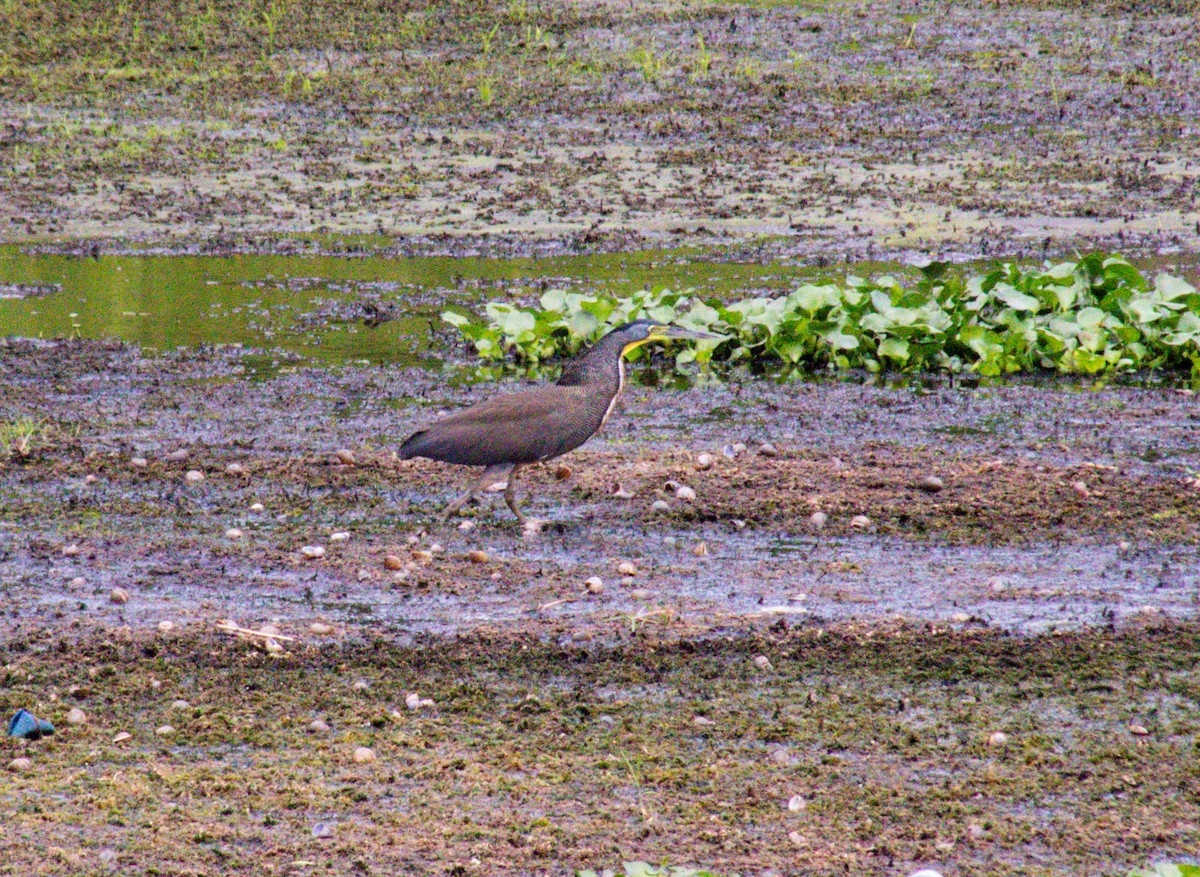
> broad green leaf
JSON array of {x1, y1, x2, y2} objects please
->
[
  {"x1": 993, "y1": 283, "x2": 1041, "y2": 311},
  {"x1": 878, "y1": 337, "x2": 910, "y2": 363},
  {"x1": 1155, "y1": 274, "x2": 1197, "y2": 301},
  {"x1": 822, "y1": 328, "x2": 859, "y2": 350},
  {"x1": 790, "y1": 283, "x2": 836, "y2": 313}
]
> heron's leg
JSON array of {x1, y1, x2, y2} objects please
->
[
  {"x1": 503, "y1": 464, "x2": 526, "y2": 523},
  {"x1": 440, "y1": 463, "x2": 513, "y2": 521}
]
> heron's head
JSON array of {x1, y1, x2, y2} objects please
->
[{"x1": 610, "y1": 319, "x2": 720, "y2": 357}]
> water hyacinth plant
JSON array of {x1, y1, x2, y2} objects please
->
[{"x1": 442, "y1": 255, "x2": 1200, "y2": 380}]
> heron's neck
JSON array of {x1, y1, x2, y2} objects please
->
[{"x1": 556, "y1": 333, "x2": 628, "y2": 390}]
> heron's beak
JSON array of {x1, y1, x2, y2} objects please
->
[{"x1": 659, "y1": 325, "x2": 723, "y2": 341}]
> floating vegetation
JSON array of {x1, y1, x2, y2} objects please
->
[{"x1": 444, "y1": 255, "x2": 1200, "y2": 380}]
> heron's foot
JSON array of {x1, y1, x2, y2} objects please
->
[{"x1": 520, "y1": 517, "x2": 548, "y2": 537}]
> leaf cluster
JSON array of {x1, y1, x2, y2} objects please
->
[{"x1": 443, "y1": 256, "x2": 1200, "y2": 380}]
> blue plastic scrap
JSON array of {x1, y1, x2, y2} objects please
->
[{"x1": 6, "y1": 709, "x2": 55, "y2": 740}]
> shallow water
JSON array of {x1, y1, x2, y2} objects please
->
[
  {"x1": 0, "y1": 246, "x2": 822, "y2": 370},
  {"x1": 4, "y1": 246, "x2": 1198, "y2": 377}
]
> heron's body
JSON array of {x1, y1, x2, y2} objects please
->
[{"x1": 399, "y1": 320, "x2": 711, "y2": 523}]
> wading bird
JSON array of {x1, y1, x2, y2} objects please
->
[{"x1": 400, "y1": 319, "x2": 716, "y2": 523}]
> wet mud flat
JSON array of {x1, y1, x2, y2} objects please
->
[
  {"x1": 2, "y1": 338, "x2": 1199, "y2": 640},
  {"x1": 2, "y1": 339, "x2": 1200, "y2": 873},
  {"x1": 3, "y1": 0, "x2": 1199, "y2": 261}
]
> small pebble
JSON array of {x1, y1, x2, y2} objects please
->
[
  {"x1": 554, "y1": 464, "x2": 572, "y2": 481},
  {"x1": 264, "y1": 638, "x2": 284, "y2": 655},
  {"x1": 157, "y1": 621, "x2": 175, "y2": 633},
  {"x1": 70, "y1": 576, "x2": 85, "y2": 588},
  {"x1": 84, "y1": 474, "x2": 97, "y2": 484},
  {"x1": 917, "y1": 475, "x2": 944, "y2": 493},
  {"x1": 617, "y1": 561, "x2": 638, "y2": 576},
  {"x1": 249, "y1": 502, "x2": 265, "y2": 512},
  {"x1": 224, "y1": 462, "x2": 246, "y2": 475},
  {"x1": 384, "y1": 554, "x2": 404, "y2": 570},
  {"x1": 1117, "y1": 540, "x2": 1131, "y2": 553},
  {"x1": 334, "y1": 448, "x2": 356, "y2": 466},
  {"x1": 651, "y1": 500, "x2": 670, "y2": 512},
  {"x1": 467, "y1": 550, "x2": 489, "y2": 563},
  {"x1": 312, "y1": 822, "x2": 334, "y2": 839},
  {"x1": 330, "y1": 531, "x2": 351, "y2": 543},
  {"x1": 8, "y1": 757, "x2": 33, "y2": 772},
  {"x1": 850, "y1": 515, "x2": 871, "y2": 529},
  {"x1": 225, "y1": 528, "x2": 243, "y2": 539},
  {"x1": 788, "y1": 831, "x2": 806, "y2": 848},
  {"x1": 301, "y1": 545, "x2": 326, "y2": 559},
  {"x1": 693, "y1": 716, "x2": 714, "y2": 726},
  {"x1": 166, "y1": 448, "x2": 189, "y2": 462},
  {"x1": 429, "y1": 543, "x2": 444, "y2": 553},
  {"x1": 753, "y1": 655, "x2": 771, "y2": 670},
  {"x1": 732, "y1": 442, "x2": 747, "y2": 454},
  {"x1": 66, "y1": 707, "x2": 87, "y2": 725},
  {"x1": 967, "y1": 823, "x2": 985, "y2": 840},
  {"x1": 988, "y1": 731, "x2": 1009, "y2": 747},
  {"x1": 458, "y1": 520, "x2": 475, "y2": 532},
  {"x1": 259, "y1": 623, "x2": 281, "y2": 636},
  {"x1": 112, "y1": 732, "x2": 132, "y2": 744},
  {"x1": 769, "y1": 748, "x2": 790, "y2": 765},
  {"x1": 950, "y1": 612, "x2": 970, "y2": 623},
  {"x1": 185, "y1": 470, "x2": 204, "y2": 484},
  {"x1": 695, "y1": 452, "x2": 715, "y2": 470},
  {"x1": 758, "y1": 442, "x2": 778, "y2": 457},
  {"x1": 1072, "y1": 480, "x2": 1090, "y2": 498},
  {"x1": 809, "y1": 511, "x2": 827, "y2": 530},
  {"x1": 787, "y1": 794, "x2": 807, "y2": 812},
  {"x1": 988, "y1": 576, "x2": 1007, "y2": 593},
  {"x1": 522, "y1": 519, "x2": 543, "y2": 537},
  {"x1": 352, "y1": 746, "x2": 376, "y2": 764},
  {"x1": 612, "y1": 483, "x2": 634, "y2": 499},
  {"x1": 1129, "y1": 723, "x2": 1150, "y2": 736},
  {"x1": 406, "y1": 535, "x2": 420, "y2": 545},
  {"x1": 352, "y1": 679, "x2": 370, "y2": 691},
  {"x1": 308, "y1": 719, "x2": 330, "y2": 733},
  {"x1": 692, "y1": 541, "x2": 710, "y2": 557},
  {"x1": 909, "y1": 871, "x2": 945, "y2": 877},
  {"x1": 675, "y1": 485, "x2": 696, "y2": 501},
  {"x1": 62, "y1": 543, "x2": 81, "y2": 557},
  {"x1": 410, "y1": 550, "x2": 432, "y2": 563},
  {"x1": 731, "y1": 519, "x2": 746, "y2": 531},
  {"x1": 171, "y1": 700, "x2": 190, "y2": 710},
  {"x1": 155, "y1": 725, "x2": 176, "y2": 736},
  {"x1": 662, "y1": 536, "x2": 677, "y2": 548},
  {"x1": 585, "y1": 577, "x2": 604, "y2": 594},
  {"x1": 310, "y1": 622, "x2": 335, "y2": 636},
  {"x1": 405, "y1": 692, "x2": 434, "y2": 709},
  {"x1": 630, "y1": 588, "x2": 652, "y2": 600},
  {"x1": 722, "y1": 444, "x2": 737, "y2": 459},
  {"x1": 130, "y1": 457, "x2": 148, "y2": 469}
]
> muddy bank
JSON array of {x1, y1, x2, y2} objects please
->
[
  {"x1": 2, "y1": 0, "x2": 1199, "y2": 261},
  {"x1": 3, "y1": 624, "x2": 1199, "y2": 876},
  {"x1": 2, "y1": 339, "x2": 1197, "y2": 644}
]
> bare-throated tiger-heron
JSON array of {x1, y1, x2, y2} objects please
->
[{"x1": 399, "y1": 319, "x2": 716, "y2": 523}]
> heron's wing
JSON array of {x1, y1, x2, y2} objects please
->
[{"x1": 400, "y1": 386, "x2": 595, "y2": 466}]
